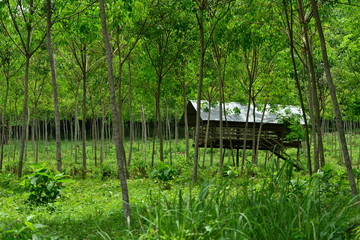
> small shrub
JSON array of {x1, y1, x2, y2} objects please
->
[
  {"x1": 0, "y1": 172, "x2": 16, "y2": 188},
  {"x1": 223, "y1": 166, "x2": 239, "y2": 178},
  {"x1": 20, "y1": 163, "x2": 73, "y2": 205},
  {"x1": 130, "y1": 160, "x2": 148, "y2": 179},
  {"x1": 100, "y1": 163, "x2": 118, "y2": 180},
  {"x1": 150, "y1": 164, "x2": 179, "y2": 189}
]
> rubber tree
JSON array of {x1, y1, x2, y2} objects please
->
[
  {"x1": 143, "y1": 0, "x2": 190, "y2": 163},
  {"x1": 98, "y1": 0, "x2": 131, "y2": 222},
  {"x1": 64, "y1": 10, "x2": 103, "y2": 177},
  {"x1": 2, "y1": 0, "x2": 47, "y2": 178},
  {"x1": 281, "y1": 0, "x2": 312, "y2": 175},
  {"x1": 310, "y1": 0, "x2": 357, "y2": 195},
  {"x1": 43, "y1": 0, "x2": 94, "y2": 172},
  {"x1": 192, "y1": 0, "x2": 233, "y2": 182},
  {"x1": 296, "y1": 0, "x2": 326, "y2": 171},
  {"x1": 0, "y1": 37, "x2": 23, "y2": 171},
  {"x1": 208, "y1": 1, "x2": 233, "y2": 174},
  {"x1": 111, "y1": 0, "x2": 148, "y2": 170}
]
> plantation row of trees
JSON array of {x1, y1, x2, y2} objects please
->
[{"x1": 1, "y1": 0, "x2": 359, "y2": 219}]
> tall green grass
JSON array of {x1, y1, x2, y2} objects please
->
[
  {"x1": 1, "y1": 139, "x2": 359, "y2": 239},
  {"x1": 130, "y1": 162, "x2": 359, "y2": 240}
]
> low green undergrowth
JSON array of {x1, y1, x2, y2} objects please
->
[
  {"x1": 0, "y1": 139, "x2": 359, "y2": 239},
  {"x1": 132, "y1": 163, "x2": 360, "y2": 240},
  {"x1": 20, "y1": 163, "x2": 73, "y2": 206},
  {"x1": 1, "y1": 160, "x2": 359, "y2": 239}
]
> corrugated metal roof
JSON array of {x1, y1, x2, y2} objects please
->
[{"x1": 190, "y1": 100, "x2": 305, "y2": 124}]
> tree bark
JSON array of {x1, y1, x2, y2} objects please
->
[
  {"x1": 0, "y1": 75, "x2": 9, "y2": 171},
  {"x1": 74, "y1": 82, "x2": 80, "y2": 163},
  {"x1": 241, "y1": 94, "x2": 252, "y2": 172},
  {"x1": 202, "y1": 100, "x2": 212, "y2": 168},
  {"x1": 46, "y1": 0, "x2": 62, "y2": 172},
  {"x1": 18, "y1": 56, "x2": 30, "y2": 178},
  {"x1": 116, "y1": 32, "x2": 127, "y2": 173},
  {"x1": 81, "y1": 51, "x2": 87, "y2": 178},
  {"x1": 254, "y1": 103, "x2": 267, "y2": 165},
  {"x1": 100, "y1": 103, "x2": 106, "y2": 165},
  {"x1": 156, "y1": 76, "x2": 164, "y2": 162},
  {"x1": 99, "y1": 0, "x2": 131, "y2": 221},
  {"x1": 182, "y1": 85, "x2": 190, "y2": 161},
  {"x1": 165, "y1": 101, "x2": 172, "y2": 165},
  {"x1": 282, "y1": 0, "x2": 312, "y2": 174},
  {"x1": 127, "y1": 58, "x2": 134, "y2": 167},
  {"x1": 297, "y1": 0, "x2": 325, "y2": 171},
  {"x1": 193, "y1": 7, "x2": 205, "y2": 182},
  {"x1": 212, "y1": 39, "x2": 224, "y2": 175},
  {"x1": 310, "y1": 0, "x2": 357, "y2": 195}
]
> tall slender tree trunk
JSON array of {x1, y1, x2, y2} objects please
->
[
  {"x1": 46, "y1": 0, "x2": 62, "y2": 172},
  {"x1": 212, "y1": 40, "x2": 224, "y2": 175},
  {"x1": 310, "y1": 0, "x2": 357, "y2": 195},
  {"x1": 182, "y1": 86, "x2": 190, "y2": 161},
  {"x1": 174, "y1": 116, "x2": 178, "y2": 150},
  {"x1": 31, "y1": 116, "x2": 35, "y2": 153},
  {"x1": 44, "y1": 116, "x2": 48, "y2": 153},
  {"x1": 127, "y1": 58, "x2": 134, "y2": 167},
  {"x1": 241, "y1": 95, "x2": 252, "y2": 172},
  {"x1": 156, "y1": 76, "x2": 164, "y2": 162},
  {"x1": 74, "y1": 82, "x2": 80, "y2": 163},
  {"x1": 193, "y1": 8, "x2": 205, "y2": 182},
  {"x1": 202, "y1": 100, "x2": 212, "y2": 168},
  {"x1": 35, "y1": 118, "x2": 39, "y2": 163},
  {"x1": 251, "y1": 98, "x2": 257, "y2": 164},
  {"x1": 282, "y1": 0, "x2": 312, "y2": 174},
  {"x1": 7, "y1": 115, "x2": 12, "y2": 164},
  {"x1": 141, "y1": 105, "x2": 147, "y2": 162},
  {"x1": 82, "y1": 64, "x2": 87, "y2": 177},
  {"x1": 116, "y1": 33, "x2": 127, "y2": 174},
  {"x1": 100, "y1": 104, "x2": 106, "y2": 165},
  {"x1": 297, "y1": 0, "x2": 325, "y2": 171},
  {"x1": 18, "y1": 56, "x2": 30, "y2": 178},
  {"x1": 0, "y1": 77, "x2": 9, "y2": 171},
  {"x1": 165, "y1": 101, "x2": 172, "y2": 165},
  {"x1": 99, "y1": 0, "x2": 131, "y2": 222},
  {"x1": 254, "y1": 103, "x2": 267, "y2": 165},
  {"x1": 151, "y1": 117, "x2": 157, "y2": 167}
]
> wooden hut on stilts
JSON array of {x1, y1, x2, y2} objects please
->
[{"x1": 179, "y1": 100, "x2": 304, "y2": 169}]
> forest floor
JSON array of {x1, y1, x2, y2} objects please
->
[{"x1": 0, "y1": 138, "x2": 360, "y2": 239}]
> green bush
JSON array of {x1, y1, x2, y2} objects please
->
[
  {"x1": 100, "y1": 162, "x2": 118, "y2": 180},
  {"x1": 150, "y1": 164, "x2": 179, "y2": 189},
  {"x1": 0, "y1": 172, "x2": 16, "y2": 188},
  {"x1": 150, "y1": 164, "x2": 179, "y2": 182},
  {"x1": 130, "y1": 160, "x2": 148, "y2": 179},
  {"x1": 20, "y1": 163, "x2": 73, "y2": 205}
]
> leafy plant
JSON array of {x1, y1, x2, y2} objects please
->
[
  {"x1": 20, "y1": 163, "x2": 73, "y2": 205},
  {"x1": 1, "y1": 215, "x2": 47, "y2": 239},
  {"x1": 150, "y1": 164, "x2": 179, "y2": 189},
  {"x1": 130, "y1": 160, "x2": 148, "y2": 179},
  {"x1": 223, "y1": 165, "x2": 239, "y2": 178},
  {"x1": 0, "y1": 172, "x2": 16, "y2": 188}
]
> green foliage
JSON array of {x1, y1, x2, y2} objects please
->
[
  {"x1": 99, "y1": 162, "x2": 118, "y2": 180},
  {"x1": 129, "y1": 160, "x2": 149, "y2": 179},
  {"x1": 279, "y1": 111, "x2": 306, "y2": 140},
  {"x1": 0, "y1": 172, "x2": 16, "y2": 188},
  {"x1": 19, "y1": 163, "x2": 73, "y2": 205},
  {"x1": 223, "y1": 165, "x2": 239, "y2": 178},
  {"x1": 150, "y1": 163, "x2": 179, "y2": 183},
  {"x1": 314, "y1": 164, "x2": 354, "y2": 196},
  {"x1": 0, "y1": 215, "x2": 47, "y2": 239},
  {"x1": 150, "y1": 163, "x2": 179, "y2": 189},
  {"x1": 136, "y1": 169, "x2": 357, "y2": 240},
  {"x1": 1, "y1": 139, "x2": 359, "y2": 239}
]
